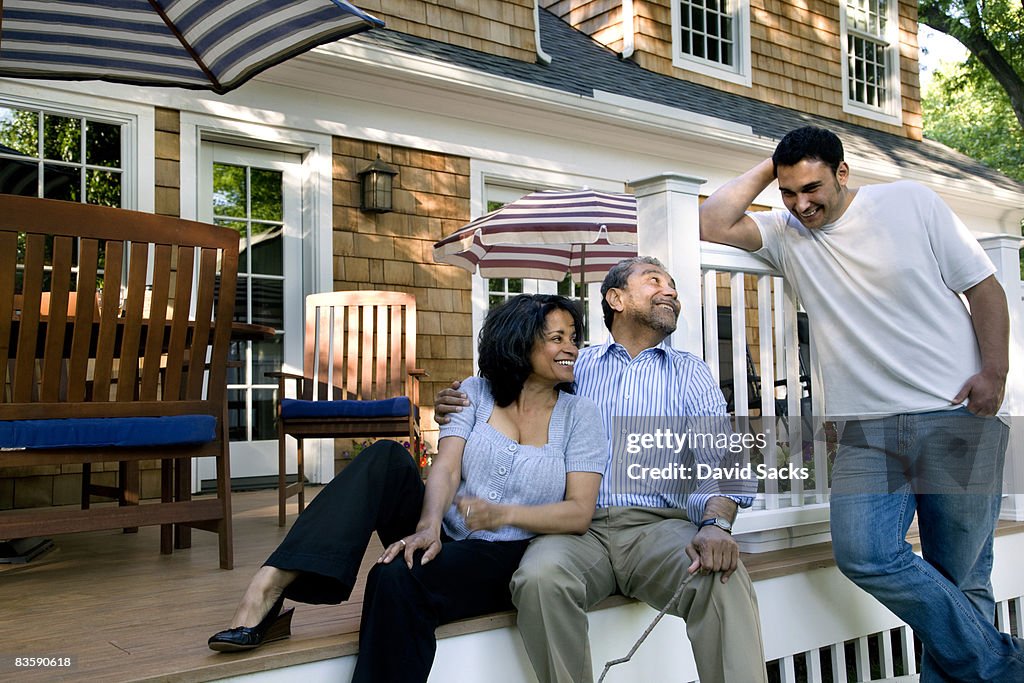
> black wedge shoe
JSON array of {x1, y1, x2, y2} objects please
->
[{"x1": 208, "y1": 596, "x2": 295, "y2": 652}]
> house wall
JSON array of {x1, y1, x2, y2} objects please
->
[
  {"x1": 155, "y1": 108, "x2": 181, "y2": 218},
  {"x1": 332, "y1": 138, "x2": 476, "y2": 429},
  {"x1": 543, "y1": 0, "x2": 923, "y2": 140},
  {"x1": 358, "y1": 0, "x2": 539, "y2": 62}
]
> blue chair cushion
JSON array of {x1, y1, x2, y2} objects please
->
[
  {"x1": 0, "y1": 415, "x2": 217, "y2": 450},
  {"x1": 280, "y1": 396, "x2": 412, "y2": 420}
]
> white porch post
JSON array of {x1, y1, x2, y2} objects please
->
[
  {"x1": 630, "y1": 173, "x2": 707, "y2": 354},
  {"x1": 979, "y1": 234, "x2": 1024, "y2": 521}
]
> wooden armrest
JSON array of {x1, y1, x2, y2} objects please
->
[
  {"x1": 265, "y1": 371, "x2": 306, "y2": 381},
  {"x1": 410, "y1": 368, "x2": 429, "y2": 378}
]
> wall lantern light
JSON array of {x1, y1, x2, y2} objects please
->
[{"x1": 358, "y1": 155, "x2": 398, "y2": 213}]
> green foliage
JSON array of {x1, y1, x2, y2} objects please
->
[
  {"x1": 922, "y1": 65, "x2": 1024, "y2": 183},
  {"x1": 1, "y1": 106, "x2": 122, "y2": 207},
  {"x1": 919, "y1": 1, "x2": 1024, "y2": 277},
  {"x1": 212, "y1": 163, "x2": 283, "y2": 222}
]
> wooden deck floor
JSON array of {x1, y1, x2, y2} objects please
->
[
  {"x1": 4, "y1": 486, "x2": 1018, "y2": 683},
  {"x1": 0, "y1": 486, "x2": 372, "y2": 683}
]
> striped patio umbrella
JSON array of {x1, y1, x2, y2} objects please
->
[
  {"x1": 0, "y1": 0, "x2": 383, "y2": 94},
  {"x1": 433, "y1": 189, "x2": 638, "y2": 285},
  {"x1": 433, "y1": 189, "x2": 638, "y2": 335}
]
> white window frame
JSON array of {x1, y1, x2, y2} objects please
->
[
  {"x1": 180, "y1": 112, "x2": 335, "y2": 487},
  {"x1": 840, "y1": 0, "x2": 903, "y2": 125},
  {"x1": 0, "y1": 81, "x2": 154, "y2": 212},
  {"x1": 671, "y1": 0, "x2": 752, "y2": 88}
]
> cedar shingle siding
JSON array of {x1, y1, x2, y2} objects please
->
[
  {"x1": 333, "y1": 139, "x2": 475, "y2": 420},
  {"x1": 361, "y1": 0, "x2": 539, "y2": 62}
]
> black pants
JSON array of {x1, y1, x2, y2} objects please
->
[{"x1": 266, "y1": 440, "x2": 529, "y2": 683}]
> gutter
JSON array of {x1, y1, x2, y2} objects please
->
[
  {"x1": 621, "y1": 0, "x2": 635, "y2": 59},
  {"x1": 534, "y1": 0, "x2": 552, "y2": 65}
]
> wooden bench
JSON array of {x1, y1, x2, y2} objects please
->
[{"x1": 0, "y1": 195, "x2": 239, "y2": 569}]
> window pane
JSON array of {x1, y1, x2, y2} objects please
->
[
  {"x1": 85, "y1": 168, "x2": 121, "y2": 207},
  {"x1": 692, "y1": 7, "x2": 705, "y2": 33},
  {"x1": 250, "y1": 168, "x2": 283, "y2": 221},
  {"x1": 85, "y1": 121, "x2": 121, "y2": 168},
  {"x1": 234, "y1": 276, "x2": 249, "y2": 323},
  {"x1": 44, "y1": 164, "x2": 80, "y2": 201},
  {"x1": 680, "y1": 31, "x2": 691, "y2": 53},
  {"x1": 488, "y1": 278, "x2": 503, "y2": 292},
  {"x1": 0, "y1": 158, "x2": 39, "y2": 196},
  {"x1": 253, "y1": 335, "x2": 283, "y2": 382},
  {"x1": 43, "y1": 114, "x2": 81, "y2": 163},
  {"x1": 557, "y1": 274, "x2": 582, "y2": 298},
  {"x1": 253, "y1": 389, "x2": 278, "y2": 441},
  {"x1": 227, "y1": 340, "x2": 246, "y2": 384},
  {"x1": 251, "y1": 277, "x2": 283, "y2": 328},
  {"x1": 213, "y1": 163, "x2": 246, "y2": 218},
  {"x1": 0, "y1": 107, "x2": 39, "y2": 156},
  {"x1": 227, "y1": 388, "x2": 248, "y2": 441},
  {"x1": 216, "y1": 219, "x2": 248, "y2": 272},
  {"x1": 250, "y1": 222, "x2": 283, "y2": 276},
  {"x1": 508, "y1": 278, "x2": 523, "y2": 293}
]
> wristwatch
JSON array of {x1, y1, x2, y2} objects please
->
[{"x1": 697, "y1": 517, "x2": 733, "y2": 534}]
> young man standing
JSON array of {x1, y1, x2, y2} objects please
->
[{"x1": 700, "y1": 125, "x2": 1023, "y2": 681}]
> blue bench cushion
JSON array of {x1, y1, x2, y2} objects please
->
[
  {"x1": 280, "y1": 396, "x2": 412, "y2": 419},
  {"x1": 0, "y1": 415, "x2": 217, "y2": 450}
]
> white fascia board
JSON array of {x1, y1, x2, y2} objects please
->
[
  {"x1": 591, "y1": 90, "x2": 752, "y2": 136},
  {"x1": 296, "y1": 40, "x2": 759, "y2": 148}
]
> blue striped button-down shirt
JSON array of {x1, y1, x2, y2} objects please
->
[{"x1": 576, "y1": 339, "x2": 755, "y2": 522}]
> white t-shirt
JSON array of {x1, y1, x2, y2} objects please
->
[{"x1": 750, "y1": 180, "x2": 995, "y2": 417}]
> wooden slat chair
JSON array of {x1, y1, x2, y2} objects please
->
[
  {"x1": 269, "y1": 291, "x2": 425, "y2": 526},
  {"x1": 10, "y1": 291, "x2": 135, "y2": 527},
  {"x1": 0, "y1": 195, "x2": 239, "y2": 569}
]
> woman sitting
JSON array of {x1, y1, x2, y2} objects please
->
[{"x1": 208, "y1": 293, "x2": 607, "y2": 682}]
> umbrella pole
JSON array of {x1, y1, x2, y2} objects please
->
[{"x1": 579, "y1": 244, "x2": 588, "y2": 342}]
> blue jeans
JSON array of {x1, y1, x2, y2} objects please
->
[{"x1": 830, "y1": 408, "x2": 1023, "y2": 682}]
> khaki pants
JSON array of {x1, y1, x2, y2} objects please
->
[{"x1": 510, "y1": 506, "x2": 767, "y2": 683}]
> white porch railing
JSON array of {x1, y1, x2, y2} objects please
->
[{"x1": 699, "y1": 241, "x2": 834, "y2": 550}]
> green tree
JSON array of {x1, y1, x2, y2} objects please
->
[
  {"x1": 919, "y1": 0, "x2": 1024, "y2": 130},
  {"x1": 923, "y1": 66, "x2": 1024, "y2": 278},
  {"x1": 922, "y1": 65, "x2": 1024, "y2": 184},
  {"x1": 919, "y1": 2, "x2": 1024, "y2": 278}
]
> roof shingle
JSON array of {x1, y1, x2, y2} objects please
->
[{"x1": 353, "y1": 10, "x2": 1023, "y2": 192}]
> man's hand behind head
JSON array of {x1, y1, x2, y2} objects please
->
[{"x1": 434, "y1": 379, "x2": 469, "y2": 426}]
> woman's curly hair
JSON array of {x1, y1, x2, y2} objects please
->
[{"x1": 477, "y1": 294, "x2": 583, "y2": 407}]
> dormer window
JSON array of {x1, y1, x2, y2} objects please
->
[
  {"x1": 841, "y1": 0, "x2": 903, "y2": 124},
  {"x1": 672, "y1": 0, "x2": 751, "y2": 88}
]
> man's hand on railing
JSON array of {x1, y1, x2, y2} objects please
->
[{"x1": 434, "y1": 380, "x2": 469, "y2": 426}]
